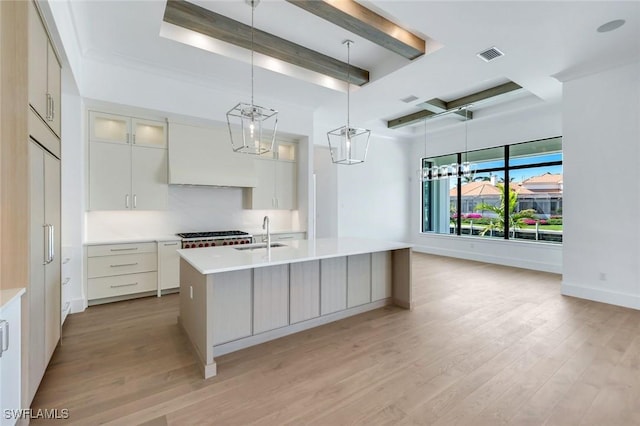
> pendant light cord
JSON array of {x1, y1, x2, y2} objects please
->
[
  {"x1": 251, "y1": 1, "x2": 255, "y2": 109},
  {"x1": 346, "y1": 41, "x2": 351, "y2": 131}
]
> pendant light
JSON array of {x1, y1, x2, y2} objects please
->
[
  {"x1": 226, "y1": 0, "x2": 278, "y2": 155},
  {"x1": 460, "y1": 106, "x2": 476, "y2": 179},
  {"x1": 327, "y1": 40, "x2": 370, "y2": 165}
]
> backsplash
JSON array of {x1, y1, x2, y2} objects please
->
[{"x1": 85, "y1": 185, "x2": 297, "y2": 241}]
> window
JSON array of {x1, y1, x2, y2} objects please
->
[{"x1": 421, "y1": 137, "x2": 562, "y2": 243}]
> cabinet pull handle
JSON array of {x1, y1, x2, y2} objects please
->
[
  {"x1": 110, "y1": 282, "x2": 138, "y2": 288},
  {"x1": 133, "y1": 194, "x2": 137, "y2": 209},
  {"x1": 133, "y1": 134, "x2": 136, "y2": 144},
  {"x1": 46, "y1": 93, "x2": 52, "y2": 120},
  {"x1": 0, "y1": 320, "x2": 6, "y2": 357},
  {"x1": 110, "y1": 247, "x2": 138, "y2": 252},
  {"x1": 51, "y1": 97, "x2": 55, "y2": 121},
  {"x1": 109, "y1": 262, "x2": 139, "y2": 268},
  {"x1": 126, "y1": 133, "x2": 130, "y2": 144},
  {"x1": 277, "y1": 236, "x2": 294, "y2": 240},
  {"x1": 125, "y1": 194, "x2": 130, "y2": 208},
  {"x1": 164, "y1": 243, "x2": 178, "y2": 246},
  {"x1": 49, "y1": 224, "x2": 55, "y2": 262},
  {"x1": 43, "y1": 224, "x2": 50, "y2": 265},
  {"x1": 63, "y1": 277, "x2": 71, "y2": 286},
  {"x1": 1, "y1": 320, "x2": 8, "y2": 352}
]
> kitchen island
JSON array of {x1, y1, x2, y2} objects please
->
[{"x1": 178, "y1": 238, "x2": 412, "y2": 378}]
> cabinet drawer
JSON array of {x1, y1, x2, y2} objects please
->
[
  {"x1": 87, "y1": 242, "x2": 156, "y2": 257},
  {"x1": 88, "y1": 252, "x2": 157, "y2": 278},
  {"x1": 88, "y1": 272, "x2": 157, "y2": 300}
]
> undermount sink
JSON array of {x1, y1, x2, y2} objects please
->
[{"x1": 234, "y1": 243, "x2": 287, "y2": 251}]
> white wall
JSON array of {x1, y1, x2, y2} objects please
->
[
  {"x1": 313, "y1": 146, "x2": 338, "y2": 238},
  {"x1": 561, "y1": 61, "x2": 640, "y2": 309},
  {"x1": 336, "y1": 135, "x2": 411, "y2": 241},
  {"x1": 410, "y1": 99, "x2": 564, "y2": 273}
]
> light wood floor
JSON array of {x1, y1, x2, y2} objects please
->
[{"x1": 32, "y1": 253, "x2": 640, "y2": 425}]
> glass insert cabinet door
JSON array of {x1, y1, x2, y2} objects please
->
[
  {"x1": 132, "y1": 119, "x2": 167, "y2": 148},
  {"x1": 89, "y1": 111, "x2": 167, "y2": 148},
  {"x1": 90, "y1": 111, "x2": 130, "y2": 144}
]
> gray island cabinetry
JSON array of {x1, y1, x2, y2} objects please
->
[{"x1": 178, "y1": 238, "x2": 412, "y2": 378}]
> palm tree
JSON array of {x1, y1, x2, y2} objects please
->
[{"x1": 474, "y1": 183, "x2": 535, "y2": 236}]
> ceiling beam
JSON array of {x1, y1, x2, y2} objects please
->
[
  {"x1": 285, "y1": 0, "x2": 425, "y2": 60},
  {"x1": 417, "y1": 98, "x2": 468, "y2": 120},
  {"x1": 163, "y1": 0, "x2": 370, "y2": 86},
  {"x1": 387, "y1": 81, "x2": 523, "y2": 129}
]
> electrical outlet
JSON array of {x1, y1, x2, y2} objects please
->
[{"x1": 190, "y1": 286, "x2": 193, "y2": 299}]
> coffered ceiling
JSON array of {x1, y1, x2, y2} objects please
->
[{"x1": 62, "y1": 1, "x2": 640, "y2": 136}]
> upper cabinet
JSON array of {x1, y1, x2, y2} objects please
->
[
  {"x1": 28, "y1": 1, "x2": 61, "y2": 138},
  {"x1": 90, "y1": 112, "x2": 167, "y2": 148},
  {"x1": 88, "y1": 111, "x2": 168, "y2": 211},
  {"x1": 244, "y1": 140, "x2": 298, "y2": 210},
  {"x1": 167, "y1": 122, "x2": 257, "y2": 187}
]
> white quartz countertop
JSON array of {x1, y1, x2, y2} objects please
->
[
  {"x1": 84, "y1": 235, "x2": 180, "y2": 245},
  {"x1": 0, "y1": 288, "x2": 26, "y2": 311},
  {"x1": 178, "y1": 237, "x2": 413, "y2": 274}
]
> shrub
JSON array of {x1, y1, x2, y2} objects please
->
[
  {"x1": 548, "y1": 218, "x2": 563, "y2": 225},
  {"x1": 466, "y1": 213, "x2": 482, "y2": 219}
]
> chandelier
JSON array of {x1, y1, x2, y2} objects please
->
[
  {"x1": 226, "y1": 0, "x2": 278, "y2": 155},
  {"x1": 327, "y1": 40, "x2": 370, "y2": 165}
]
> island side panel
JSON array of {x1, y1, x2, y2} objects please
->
[
  {"x1": 392, "y1": 248, "x2": 413, "y2": 309},
  {"x1": 179, "y1": 258, "x2": 215, "y2": 376},
  {"x1": 210, "y1": 269, "x2": 252, "y2": 346}
]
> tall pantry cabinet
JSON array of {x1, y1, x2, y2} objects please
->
[{"x1": 26, "y1": 1, "x2": 62, "y2": 405}]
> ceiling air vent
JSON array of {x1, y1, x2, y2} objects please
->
[
  {"x1": 400, "y1": 95, "x2": 419, "y2": 103},
  {"x1": 477, "y1": 47, "x2": 504, "y2": 62}
]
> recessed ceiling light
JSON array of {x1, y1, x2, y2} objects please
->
[{"x1": 597, "y1": 19, "x2": 625, "y2": 33}]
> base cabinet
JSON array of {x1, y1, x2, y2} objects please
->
[
  {"x1": 347, "y1": 254, "x2": 371, "y2": 308},
  {"x1": 289, "y1": 261, "x2": 320, "y2": 324},
  {"x1": 86, "y1": 242, "x2": 158, "y2": 304},
  {"x1": 371, "y1": 251, "x2": 393, "y2": 301},
  {"x1": 158, "y1": 240, "x2": 180, "y2": 293},
  {"x1": 0, "y1": 291, "x2": 24, "y2": 426},
  {"x1": 320, "y1": 257, "x2": 347, "y2": 315},
  {"x1": 253, "y1": 265, "x2": 289, "y2": 334}
]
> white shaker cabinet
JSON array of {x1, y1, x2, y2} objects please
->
[
  {"x1": 244, "y1": 159, "x2": 297, "y2": 210},
  {"x1": 0, "y1": 290, "x2": 25, "y2": 426},
  {"x1": 28, "y1": 140, "x2": 61, "y2": 403},
  {"x1": 289, "y1": 260, "x2": 320, "y2": 324},
  {"x1": 88, "y1": 111, "x2": 168, "y2": 211},
  {"x1": 28, "y1": 1, "x2": 61, "y2": 138},
  {"x1": 158, "y1": 240, "x2": 180, "y2": 295},
  {"x1": 253, "y1": 264, "x2": 289, "y2": 334}
]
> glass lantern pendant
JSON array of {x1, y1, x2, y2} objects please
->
[
  {"x1": 327, "y1": 40, "x2": 370, "y2": 165},
  {"x1": 226, "y1": 0, "x2": 278, "y2": 155}
]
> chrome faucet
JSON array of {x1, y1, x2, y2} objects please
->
[{"x1": 262, "y1": 215, "x2": 271, "y2": 250}]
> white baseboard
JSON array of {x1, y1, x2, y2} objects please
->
[
  {"x1": 561, "y1": 282, "x2": 640, "y2": 310},
  {"x1": 70, "y1": 297, "x2": 87, "y2": 314},
  {"x1": 412, "y1": 244, "x2": 562, "y2": 274}
]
